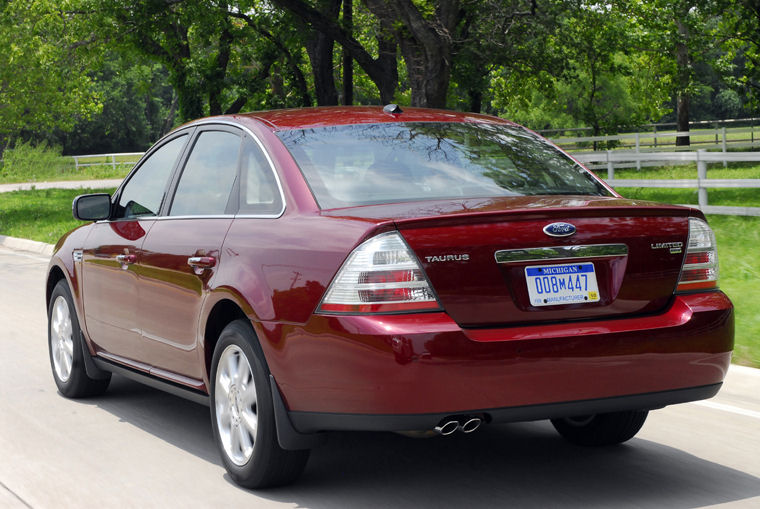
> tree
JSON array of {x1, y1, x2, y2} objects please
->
[
  {"x1": 622, "y1": 0, "x2": 727, "y2": 145},
  {"x1": 0, "y1": 0, "x2": 101, "y2": 151}
]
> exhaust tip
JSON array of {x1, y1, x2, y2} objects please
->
[
  {"x1": 434, "y1": 420, "x2": 459, "y2": 436},
  {"x1": 460, "y1": 417, "x2": 482, "y2": 434}
]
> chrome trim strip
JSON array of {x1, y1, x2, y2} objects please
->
[{"x1": 495, "y1": 244, "x2": 628, "y2": 264}]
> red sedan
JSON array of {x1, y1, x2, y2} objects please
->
[{"x1": 46, "y1": 106, "x2": 733, "y2": 488}]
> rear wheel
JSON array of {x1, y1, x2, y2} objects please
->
[
  {"x1": 48, "y1": 280, "x2": 111, "y2": 397},
  {"x1": 210, "y1": 320, "x2": 309, "y2": 488},
  {"x1": 551, "y1": 410, "x2": 648, "y2": 446}
]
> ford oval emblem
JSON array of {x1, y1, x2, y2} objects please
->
[{"x1": 543, "y1": 222, "x2": 576, "y2": 237}]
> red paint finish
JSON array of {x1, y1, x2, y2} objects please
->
[
  {"x1": 47, "y1": 106, "x2": 734, "y2": 431},
  {"x1": 263, "y1": 292, "x2": 733, "y2": 415}
]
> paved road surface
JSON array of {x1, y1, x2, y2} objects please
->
[{"x1": 1, "y1": 246, "x2": 758, "y2": 508}]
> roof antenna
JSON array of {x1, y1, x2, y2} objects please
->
[{"x1": 383, "y1": 104, "x2": 403, "y2": 115}]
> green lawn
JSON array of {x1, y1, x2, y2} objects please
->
[
  {"x1": 613, "y1": 161, "x2": 760, "y2": 180},
  {"x1": 0, "y1": 185, "x2": 757, "y2": 367},
  {"x1": 0, "y1": 188, "x2": 117, "y2": 244},
  {"x1": 613, "y1": 186, "x2": 760, "y2": 367}
]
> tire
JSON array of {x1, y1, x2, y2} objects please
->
[
  {"x1": 48, "y1": 279, "x2": 111, "y2": 398},
  {"x1": 551, "y1": 410, "x2": 648, "y2": 446},
  {"x1": 209, "y1": 320, "x2": 309, "y2": 488}
]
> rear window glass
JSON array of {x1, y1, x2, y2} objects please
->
[{"x1": 276, "y1": 122, "x2": 611, "y2": 209}]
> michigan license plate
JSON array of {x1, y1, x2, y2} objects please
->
[{"x1": 525, "y1": 262, "x2": 600, "y2": 307}]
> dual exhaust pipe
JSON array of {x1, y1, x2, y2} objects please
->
[{"x1": 434, "y1": 415, "x2": 483, "y2": 436}]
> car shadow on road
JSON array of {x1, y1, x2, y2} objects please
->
[{"x1": 79, "y1": 375, "x2": 760, "y2": 508}]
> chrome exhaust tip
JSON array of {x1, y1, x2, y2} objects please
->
[
  {"x1": 460, "y1": 417, "x2": 482, "y2": 434},
  {"x1": 434, "y1": 420, "x2": 460, "y2": 436}
]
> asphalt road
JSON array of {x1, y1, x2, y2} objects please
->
[{"x1": 1, "y1": 246, "x2": 759, "y2": 508}]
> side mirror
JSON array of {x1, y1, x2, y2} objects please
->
[{"x1": 72, "y1": 194, "x2": 111, "y2": 221}]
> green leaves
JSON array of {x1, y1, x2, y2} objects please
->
[{"x1": 0, "y1": 0, "x2": 102, "y2": 147}]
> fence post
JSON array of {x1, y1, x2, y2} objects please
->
[
  {"x1": 653, "y1": 125, "x2": 657, "y2": 148},
  {"x1": 111, "y1": 154, "x2": 116, "y2": 170},
  {"x1": 722, "y1": 127, "x2": 727, "y2": 167},
  {"x1": 635, "y1": 133, "x2": 641, "y2": 170},
  {"x1": 73, "y1": 156, "x2": 79, "y2": 171},
  {"x1": 607, "y1": 150, "x2": 614, "y2": 181},
  {"x1": 697, "y1": 150, "x2": 708, "y2": 209}
]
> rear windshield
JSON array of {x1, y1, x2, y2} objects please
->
[{"x1": 276, "y1": 122, "x2": 611, "y2": 209}]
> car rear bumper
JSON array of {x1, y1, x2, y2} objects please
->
[{"x1": 259, "y1": 291, "x2": 733, "y2": 432}]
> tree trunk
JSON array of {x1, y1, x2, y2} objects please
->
[
  {"x1": 365, "y1": 0, "x2": 460, "y2": 108},
  {"x1": 675, "y1": 17, "x2": 690, "y2": 146},
  {"x1": 271, "y1": 0, "x2": 398, "y2": 104},
  {"x1": 342, "y1": 0, "x2": 353, "y2": 105},
  {"x1": 305, "y1": 0, "x2": 341, "y2": 106}
]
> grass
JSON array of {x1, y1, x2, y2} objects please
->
[
  {"x1": 704, "y1": 215, "x2": 760, "y2": 368},
  {"x1": 0, "y1": 187, "x2": 117, "y2": 244},
  {"x1": 1, "y1": 185, "x2": 757, "y2": 368},
  {"x1": 613, "y1": 161, "x2": 760, "y2": 180},
  {"x1": 613, "y1": 186, "x2": 760, "y2": 367},
  {"x1": 0, "y1": 141, "x2": 136, "y2": 184},
  {"x1": 0, "y1": 161, "x2": 132, "y2": 184}
]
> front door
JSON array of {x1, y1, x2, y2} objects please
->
[{"x1": 81, "y1": 133, "x2": 190, "y2": 365}]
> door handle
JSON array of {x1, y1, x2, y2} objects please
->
[
  {"x1": 187, "y1": 256, "x2": 216, "y2": 269},
  {"x1": 115, "y1": 254, "x2": 136, "y2": 265}
]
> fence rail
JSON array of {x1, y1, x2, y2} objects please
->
[
  {"x1": 539, "y1": 116, "x2": 760, "y2": 138},
  {"x1": 573, "y1": 150, "x2": 760, "y2": 217},
  {"x1": 71, "y1": 152, "x2": 144, "y2": 170},
  {"x1": 549, "y1": 126, "x2": 760, "y2": 154}
]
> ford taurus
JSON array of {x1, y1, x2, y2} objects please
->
[{"x1": 46, "y1": 105, "x2": 734, "y2": 488}]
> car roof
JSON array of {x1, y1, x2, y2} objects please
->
[{"x1": 230, "y1": 106, "x2": 516, "y2": 131}]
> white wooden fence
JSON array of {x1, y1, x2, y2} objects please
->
[
  {"x1": 574, "y1": 150, "x2": 760, "y2": 217},
  {"x1": 71, "y1": 152, "x2": 144, "y2": 170},
  {"x1": 543, "y1": 117, "x2": 760, "y2": 153}
]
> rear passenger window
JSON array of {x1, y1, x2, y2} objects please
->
[
  {"x1": 170, "y1": 130, "x2": 241, "y2": 216},
  {"x1": 239, "y1": 139, "x2": 283, "y2": 215}
]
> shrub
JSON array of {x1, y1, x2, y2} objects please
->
[{"x1": 0, "y1": 140, "x2": 74, "y2": 182}]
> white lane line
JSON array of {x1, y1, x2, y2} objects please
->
[{"x1": 694, "y1": 400, "x2": 760, "y2": 420}]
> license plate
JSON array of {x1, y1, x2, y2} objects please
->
[{"x1": 525, "y1": 262, "x2": 600, "y2": 307}]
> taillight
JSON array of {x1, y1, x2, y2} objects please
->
[
  {"x1": 318, "y1": 232, "x2": 440, "y2": 313},
  {"x1": 676, "y1": 217, "x2": 719, "y2": 292}
]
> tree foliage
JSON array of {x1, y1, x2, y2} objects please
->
[
  {"x1": 0, "y1": 0, "x2": 758, "y2": 154},
  {"x1": 0, "y1": 0, "x2": 101, "y2": 149}
]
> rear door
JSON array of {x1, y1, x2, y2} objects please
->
[
  {"x1": 81, "y1": 133, "x2": 189, "y2": 364},
  {"x1": 136, "y1": 126, "x2": 243, "y2": 384}
]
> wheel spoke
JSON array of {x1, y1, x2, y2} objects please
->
[
  {"x1": 237, "y1": 423, "x2": 253, "y2": 457},
  {"x1": 63, "y1": 337, "x2": 74, "y2": 357},
  {"x1": 62, "y1": 349, "x2": 73, "y2": 376},
  {"x1": 241, "y1": 409, "x2": 258, "y2": 438},
  {"x1": 242, "y1": 380, "x2": 257, "y2": 408}
]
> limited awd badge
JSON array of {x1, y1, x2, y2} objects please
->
[{"x1": 543, "y1": 222, "x2": 576, "y2": 237}]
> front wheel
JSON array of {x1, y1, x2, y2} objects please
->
[
  {"x1": 551, "y1": 410, "x2": 648, "y2": 446},
  {"x1": 48, "y1": 280, "x2": 110, "y2": 398},
  {"x1": 209, "y1": 320, "x2": 309, "y2": 488}
]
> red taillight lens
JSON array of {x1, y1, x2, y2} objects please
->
[
  {"x1": 676, "y1": 218, "x2": 719, "y2": 292},
  {"x1": 318, "y1": 232, "x2": 440, "y2": 314}
]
